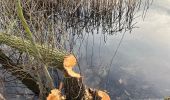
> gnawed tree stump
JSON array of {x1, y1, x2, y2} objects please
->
[
  {"x1": 47, "y1": 78, "x2": 111, "y2": 100},
  {"x1": 47, "y1": 54, "x2": 110, "y2": 100},
  {"x1": 63, "y1": 77, "x2": 85, "y2": 100}
]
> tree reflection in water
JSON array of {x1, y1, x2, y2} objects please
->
[{"x1": 0, "y1": 0, "x2": 154, "y2": 99}]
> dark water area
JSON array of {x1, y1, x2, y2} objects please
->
[{"x1": 66, "y1": 1, "x2": 170, "y2": 99}]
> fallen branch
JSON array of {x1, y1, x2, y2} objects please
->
[
  {"x1": 0, "y1": 32, "x2": 66, "y2": 69},
  {"x1": 0, "y1": 32, "x2": 82, "y2": 77},
  {"x1": 0, "y1": 31, "x2": 81, "y2": 93},
  {"x1": 0, "y1": 32, "x2": 81, "y2": 78}
]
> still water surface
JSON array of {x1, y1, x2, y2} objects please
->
[
  {"x1": 1, "y1": 0, "x2": 170, "y2": 99},
  {"x1": 71, "y1": 0, "x2": 170, "y2": 99}
]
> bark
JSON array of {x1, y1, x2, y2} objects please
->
[
  {"x1": 0, "y1": 32, "x2": 67, "y2": 69},
  {"x1": 63, "y1": 77, "x2": 86, "y2": 100}
]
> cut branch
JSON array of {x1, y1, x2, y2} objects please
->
[{"x1": 0, "y1": 32, "x2": 66, "y2": 69}]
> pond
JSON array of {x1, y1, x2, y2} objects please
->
[
  {"x1": 69, "y1": 0, "x2": 170, "y2": 99},
  {"x1": 0, "y1": 0, "x2": 170, "y2": 100}
]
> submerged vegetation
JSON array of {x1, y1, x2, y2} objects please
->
[{"x1": 0, "y1": 0, "x2": 152, "y2": 99}]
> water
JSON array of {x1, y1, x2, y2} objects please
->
[
  {"x1": 71, "y1": 0, "x2": 170, "y2": 99},
  {"x1": 0, "y1": 0, "x2": 170, "y2": 99}
]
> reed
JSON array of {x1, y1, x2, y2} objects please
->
[{"x1": 0, "y1": 0, "x2": 152, "y2": 37}]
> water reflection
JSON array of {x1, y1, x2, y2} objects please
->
[
  {"x1": 67, "y1": 0, "x2": 170, "y2": 99},
  {"x1": 0, "y1": 0, "x2": 169, "y2": 99}
]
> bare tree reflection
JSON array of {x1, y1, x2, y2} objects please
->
[{"x1": 0, "y1": 0, "x2": 152, "y2": 99}]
